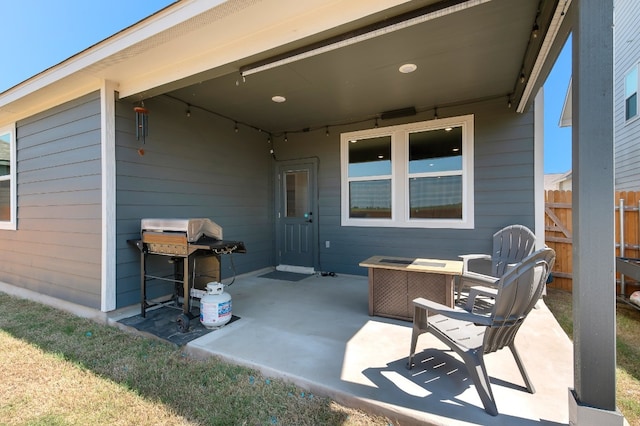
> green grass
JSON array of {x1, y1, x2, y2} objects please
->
[
  {"x1": 544, "y1": 288, "x2": 640, "y2": 426},
  {"x1": 0, "y1": 293, "x2": 391, "y2": 426}
]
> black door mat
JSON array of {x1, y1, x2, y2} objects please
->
[
  {"x1": 259, "y1": 271, "x2": 312, "y2": 281},
  {"x1": 118, "y1": 306, "x2": 240, "y2": 346}
]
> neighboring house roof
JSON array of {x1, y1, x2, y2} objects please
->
[
  {"x1": 545, "y1": 170, "x2": 572, "y2": 191},
  {"x1": 0, "y1": 0, "x2": 570, "y2": 132},
  {"x1": 559, "y1": 77, "x2": 572, "y2": 127}
]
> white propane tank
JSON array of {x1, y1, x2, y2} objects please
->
[{"x1": 199, "y1": 282, "x2": 232, "y2": 329}]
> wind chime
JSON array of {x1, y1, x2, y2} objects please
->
[{"x1": 134, "y1": 101, "x2": 149, "y2": 156}]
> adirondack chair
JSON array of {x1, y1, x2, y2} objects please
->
[
  {"x1": 456, "y1": 224, "x2": 536, "y2": 303},
  {"x1": 407, "y1": 247, "x2": 555, "y2": 416}
]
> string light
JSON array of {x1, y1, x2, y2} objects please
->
[
  {"x1": 434, "y1": 107, "x2": 438, "y2": 120},
  {"x1": 532, "y1": 22, "x2": 539, "y2": 38},
  {"x1": 234, "y1": 122, "x2": 239, "y2": 133},
  {"x1": 186, "y1": 104, "x2": 191, "y2": 117},
  {"x1": 325, "y1": 126, "x2": 330, "y2": 137},
  {"x1": 284, "y1": 132, "x2": 288, "y2": 142}
]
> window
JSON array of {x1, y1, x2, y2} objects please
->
[
  {"x1": 0, "y1": 124, "x2": 16, "y2": 230},
  {"x1": 625, "y1": 65, "x2": 638, "y2": 121},
  {"x1": 341, "y1": 115, "x2": 474, "y2": 229}
]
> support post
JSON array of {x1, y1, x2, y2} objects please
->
[{"x1": 570, "y1": 0, "x2": 624, "y2": 424}]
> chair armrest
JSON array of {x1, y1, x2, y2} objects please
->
[
  {"x1": 413, "y1": 297, "x2": 492, "y2": 326},
  {"x1": 459, "y1": 254, "x2": 492, "y2": 274},
  {"x1": 459, "y1": 270, "x2": 500, "y2": 288},
  {"x1": 465, "y1": 285, "x2": 498, "y2": 312}
]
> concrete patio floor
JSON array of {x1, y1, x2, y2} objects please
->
[{"x1": 181, "y1": 271, "x2": 573, "y2": 426}]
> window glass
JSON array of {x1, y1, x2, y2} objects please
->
[
  {"x1": 0, "y1": 132, "x2": 10, "y2": 176},
  {"x1": 0, "y1": 125, "x2": 15, "y2": 228},
  {"x1": 348, "y1": 136, "x2": 391, "y2": 177},
  {"x1": 409, "y1": 127, "x2": 462, "y2": 173},
  {"x1": 409, "y1": 176, "x2": 462, "y2": 219},
  {"x1": 349, "y1": 180, "x2": 391, "y2": 218},
  {"x1": 340, "y1": 115, "x2": 474, "y2": 229},
  {"x1": 626, "y1": 66, "x2": 638, "y2": 121},
  {"x1": 285, "y1": 170, "x2": 309, "y2": 217},
  {"x1": 0, "y1": 180, "x2": 9, "y2": 221}
]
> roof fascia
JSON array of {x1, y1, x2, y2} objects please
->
[
  {"x1": 0, "y1": 0, "x2": 224, "y2": 124},
  {"x1": 517, "y1": 0, "x2": 573, "y2": 113}
]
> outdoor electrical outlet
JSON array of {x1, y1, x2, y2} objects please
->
[{"x1": 325, "y1": 241, "x2": 330, "y2": 248}]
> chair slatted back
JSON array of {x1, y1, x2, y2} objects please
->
[
  {"x1": 484, "y1": 248, "x2": 555, "y2": 354},
  {"x1": 492, "y1": 225, "x2": 537, "y2": 277}
]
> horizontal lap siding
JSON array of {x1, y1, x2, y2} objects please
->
[
  {"x1": 115, "y1": 96, "x2": 273, "y2": 308},
  {"x1": 0, "y1": 92, "x2": 102, "y2": 308},
  {"x1": 276, "y1": 98, "x2": 535, "y2": 275},
  {"x1": 614, "y1": 0, "x2": 640, "y2": 191}
]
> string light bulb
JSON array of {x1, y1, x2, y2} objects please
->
[
  {"x1": 186, "y1": 104, "x2": 191, "y2": 117},
  {"x1": 520, "y1": 72, "x2": 526, "y2": 83},
  {"x1": 326, "y1": 126, "x2": 330, "y2": 137},
  {"x1": 284, "y1": 132, "x2": 288, "y2": 142},
  {"x1": 434, "y1": 107, "x2": 438, "y2": 120},
  {"x1": 234, "y1": 122, "x2": 239, "y2": 133},
  {"x1": 532, "y1": 22, "x2": 539, "y2": 38}
]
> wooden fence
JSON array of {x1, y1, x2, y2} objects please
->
[{"x1": 545, "y1": 190, "x2": 640, "y2": 295}]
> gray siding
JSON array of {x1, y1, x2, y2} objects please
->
[
  {"x1": 115, "y1": 96, "x2": 274, "y2": 308},
  {"x1": 275, "y1": 98, "x2": 536, "y2": 275},
  {"x1": 614, "y1": 0, "x2": 640, "y2": 190},
  {"x1": 0, "y1": 92, "x2": 102, "y2": 308}
]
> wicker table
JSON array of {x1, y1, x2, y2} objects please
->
[{"x1": 359, "y1": 255, "x2": 463, "y2": 321}]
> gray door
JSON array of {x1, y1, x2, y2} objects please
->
[{"x1": 276, "y1": 160, "x2": 317, "y2": 269}]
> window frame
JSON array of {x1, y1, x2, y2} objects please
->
[
  {"x1": 625, "y1": 64, "x2": 639, "y2": 122},
  {"x1": 0, "y1": 123, "x2": 17, "y2": 230},
  {"x1": 340, "y1": 115, "x2": 474, "y2": 229}
]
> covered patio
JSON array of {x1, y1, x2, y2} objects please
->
[{"x1": 141, "y1": 271, "x2": 573, "y2": 425}]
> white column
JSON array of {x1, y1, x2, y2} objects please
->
[{"x1": 100, "y1": 80, "x2": 117, "y2": 312}]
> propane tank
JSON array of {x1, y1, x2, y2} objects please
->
[{"x1": 199, "y1": 282, "x2": 232, "y2": 329}]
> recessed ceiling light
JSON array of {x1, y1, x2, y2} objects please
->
[
  {"x1": 399, "y1": 63, "x2": 417, "y2": 74},
  {"x1": 272, "y1": 95, "x2": 286, "y2": 103}
]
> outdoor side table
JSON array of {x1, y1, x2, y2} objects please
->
[{"x1": 359, "y1": 255, "x2": 463, "y2": 321}]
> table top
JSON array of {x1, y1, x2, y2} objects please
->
[{"x1": 359, "y1": 255, "x2": 463, "y2": 275}]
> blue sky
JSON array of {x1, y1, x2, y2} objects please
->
[{"x1": 0, "y1": 1, "x2": 572, "y2": 174}]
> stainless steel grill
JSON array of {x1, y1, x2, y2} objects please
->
[{"x1": 134, "y1": 218, "x2": 246, "y2": 332}]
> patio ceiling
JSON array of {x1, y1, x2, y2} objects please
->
[{"x1": 162, "y1": 0, "x2": 548, "y2": 135}]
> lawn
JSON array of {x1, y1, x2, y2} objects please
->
[
  {"x1": 2, "y1": 288, "x2": 637, "y2": 425},
  {"x1": 0, "y1": 293, "x2": 390, "y2": 426},
  {"x1": 543, "y1": 288, "x2": 640, "y2": 426}
]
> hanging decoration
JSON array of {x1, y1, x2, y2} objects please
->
[{"x1": 134, "y1": 101, "x2": 149, "y2": 143}]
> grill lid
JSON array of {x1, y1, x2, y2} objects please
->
[{"x1": 141, "y1": 218, "x2": 223, "y2": 242}]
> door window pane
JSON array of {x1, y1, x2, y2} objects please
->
[
  {"x1": 409, "y1": 176, "x2": 462, "y2": 219},
  {"x1": 349, "y1": 180, "x2": 391, "y2": 218},
  {"x1": 285, "y1": 170, "x2": 309, "y2": 217}
]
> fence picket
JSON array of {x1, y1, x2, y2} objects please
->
[{"x1": 545, "y1": 190, "x2": 640, "y2": 295}]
